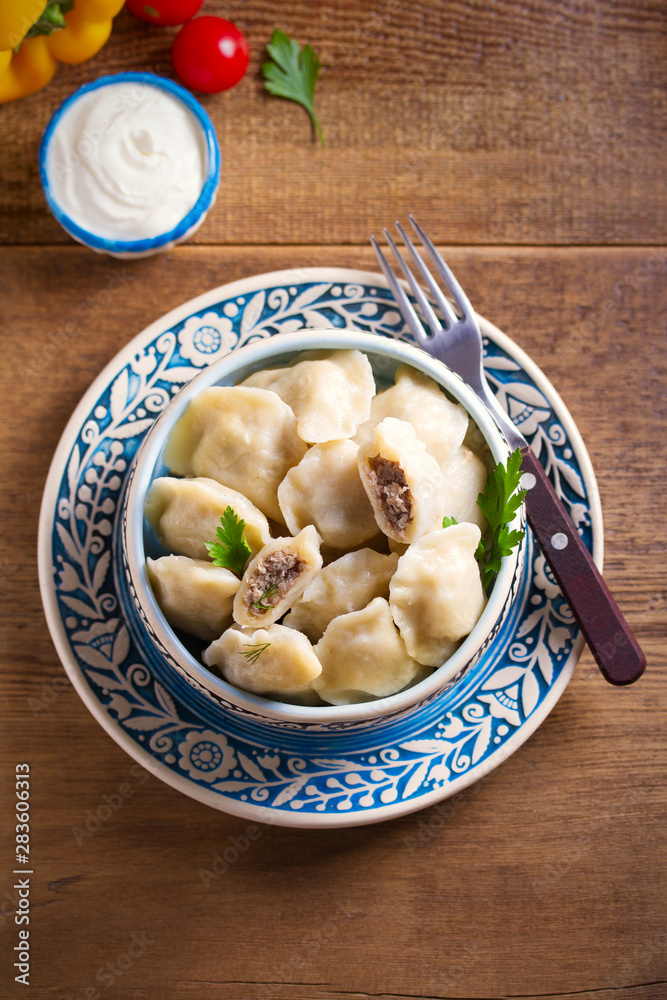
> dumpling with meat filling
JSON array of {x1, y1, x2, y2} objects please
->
[
  {"x1": 358, "y1": 417, "x2": 446, "y2": 544},
  {"x1": 241, "y1": 349, "x2": 375, "y2": 443},
  {"x1": 440, "y1": 446, "x2": 488, "y2": 531},
  {"x1": 145, "y1": 476, "x2": 271, "y2": 561},
  {"x1": 204, "y1": 624, "x2": 322, "y2": 698},
  {"x1": 162, "y1": 387, "x2": 307, "y2": 524},
  {"x1": 233, "y1": 525, "x2": 323, "y2": 628},
  {"x1": 283, "y1": 549, "x2": 399, "y2": 642},
  {"x1": 355, "y1": 364, "x2": 469, "y2": 468},
  {"x1": 146, "y1": 555, "x2": 240, "y2": 642},
  {"x1": 389, "y1": 522, "x2": 486, "y2": 667},
  {"x1": 313, "y1": 597, "x2": 426, "y2": 705},
  {"x1": 278, "y1": 439, "x2": 378, "y2": 550}
]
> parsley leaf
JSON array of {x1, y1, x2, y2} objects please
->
[
  {"x1": 442, "y1": 516, "x2": 459, "y2": 528},
  {"x1": 475, "y1": 448, "x2": 526, "y2": 590},
  {"x1": 262, "y1": 30, "x2": 325, "y2": 145},
  {"x1": 205, "y1": 507, "x2": 252, "y2": 578}
]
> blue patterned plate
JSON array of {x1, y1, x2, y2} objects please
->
[{"x1": 38, "y1": 268, "x2": 602, "y2": 828}]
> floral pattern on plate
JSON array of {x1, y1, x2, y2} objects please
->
[{"x1": 39, "y1": 269, "x2": 599, "y2": 827}]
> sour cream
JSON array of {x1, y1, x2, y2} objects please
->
[{"x1": 45, "y1": 79, "x2": 210, "y2": 243}]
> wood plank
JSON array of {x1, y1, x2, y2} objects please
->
[
  {"x1": 0, "y1": 245, "x2": 665, "y2": 998},
  {"x1": 27, "y1": 988, "x2": 667, "y2": 1000},
  {"x1": 0, "y1": 0, "x2": 664, "y2": 247}
]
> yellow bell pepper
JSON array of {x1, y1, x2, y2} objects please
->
[
  {"x1": 0, "y1": 0, "x2": 124, "y2": 104},
  {"x1": 0, "y1": 3, "x2": 48, "y2": 48}
]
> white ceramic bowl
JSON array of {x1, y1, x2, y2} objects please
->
[
  {"x1": 120, "y1": 330, "x2": 524, "y2": 730},
  {"x1": 39, "y1": 73, "x2": 220, "y2": 259}
]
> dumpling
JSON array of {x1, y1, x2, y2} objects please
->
[
  {"x1": 283, "y1": 549, "x2": 399, "y2": 641},
  {"x1": 355, "y1": 364, "x2": 469, "y2": 468},
  {"x1": 204, "y1": 624, "x2": 322, "y2": 697},
  {"x1": 145, "y1": 476, "x2": 271, "y2": 561},
  {"x1": 389, "y1": 522, "x2": 487, "y2": 667},
  {"x1": 318, "y1": 533, "x2": 390, "y2": 568},
  {"x1": 387, "y1": 537, "x2": 409, "y2": 556},
  {"x1": 161, "y1": 386, "x2": 307, "y2": 523},
  {"x1": 241, "y1": 349, "x2": 375, "y2": 443},
  {"x1": 313, "y1": 597, "x2": 426, "y2": 705},
  {"x1": 233, "y1": 525, "x2": 323, "y2": 628},
  {"x1": 146, "y1": 555, "x2": 240, "y2": 641},
  {"x1": 440, "y1": 446, "x2": 488, "y2": 531},
  {"x1": 277, "y1": 440, "x2": 378, "y2": 550},
  {"x1": 357, "y1": 417, "x2": 446, "y2": 544}
]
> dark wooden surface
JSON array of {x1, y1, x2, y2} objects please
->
[{"x1": 0, "y1": 2, "x2": 665, "y2": 998}]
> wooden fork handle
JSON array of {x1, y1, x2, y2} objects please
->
[{"x1": 520, "y1": 447, "x2": 646, "y2": 685}]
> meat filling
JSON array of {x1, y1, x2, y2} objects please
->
[
  {"x1": 368, "y1": 456, "x2": 413, "y2": 533},
  {"x1": 245, "y1": 551, "x2": 306, "y2": 615}
]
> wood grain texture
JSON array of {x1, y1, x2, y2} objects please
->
[
  {"x1": 0, "y1": 245, "x2": 665, "y2": 999},
  {"x1": 0, "y1": 0, "x2": 665, "y2": 246},
  {"x1": 0, "y1": 0, "x2": 665, "y2": 995}
]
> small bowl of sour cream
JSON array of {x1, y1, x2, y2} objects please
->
[{"x1": 39, "y1": 72, "x2": 221, "y2": 259}]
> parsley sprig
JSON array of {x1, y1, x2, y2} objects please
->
[
  {"x1": 262, "y1": 30, "x2": 325, "y2": 145},
  {"x1": 474, "y1": 448, "x2": 526, "y2": 590},
  {"x1": 205, "y1": 507, "x2": 252, "y2": 578}
]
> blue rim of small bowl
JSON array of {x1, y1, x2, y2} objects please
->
[
  {"x1": 123, "y1": 329, "x2": 521, "y2": 726},
  {"x1": 38, "y1": 72, "x2": 221, "y2": 255}
]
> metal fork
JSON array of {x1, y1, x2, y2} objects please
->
[{"x1": 371, "y1": 216, "x2": 645, "y2": 686}]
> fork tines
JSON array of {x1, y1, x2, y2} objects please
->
[{"x1": 371, "y1": 217, "x2": 473, "y2": 343}]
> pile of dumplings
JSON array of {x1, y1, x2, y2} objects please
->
[{"x1": 145, "y1": 348, "x2": 491, "y2": 707}]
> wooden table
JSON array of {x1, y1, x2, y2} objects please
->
[{"x1": 1, "y1": 2, "x2": 665, "y2": 998}]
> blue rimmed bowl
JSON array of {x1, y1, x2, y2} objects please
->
[
  {"x1": 39, "y1": 72, "x2": 221, "y2": 259},
  {"x1": 118, "y1": 329, "x2": 526, "y2": 731}
]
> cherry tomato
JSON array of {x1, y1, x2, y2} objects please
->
[
  {"x1": 172, "y1": 17, "x2": 249, "y2": 93},
  {"x1": 125, "y1": 1, "x2": 204, "y2": 27}
]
